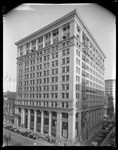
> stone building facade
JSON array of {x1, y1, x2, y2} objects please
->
[
  {"x1": 14, "y1": 9, "x2": 106, "y2": 144},
  {"x1": 3, "y1": 92, "x2": 16, "y2": 124}
]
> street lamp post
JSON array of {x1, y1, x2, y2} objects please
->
[{"x1": 55, "y1": 121, "x2": 57, "y2": 137}]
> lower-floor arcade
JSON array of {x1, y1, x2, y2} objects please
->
[{"x1": 14, "y1": 107, "x2": 105, "y2": 144}]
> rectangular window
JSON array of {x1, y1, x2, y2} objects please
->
[
  {"x1": 66, "y1": 66, "x2": 69, "y2": 72},
  {"x1": 55, "y1": 68, "x2": 58, "y2": 74},
  {"x1": 51, "y1": 93, "x2": 54, "y2": 98},
  {"x1": 55, "y1": 60, "x2": 58, "y2": 66},
  {"x1": 62, "y1": 67, "x2": 65, "y2": 73},
  {"x1": 66, "y1": 48, "x2": 70, "y2": 55},
  {"x1": 61, "y1": 85, "x2": 64, "y2": 91},
  {"x1": 52, "y1": 61, "x2": 54, "y2": 67},
  {"x1": 62, "y1": 50, "x2": 65, "y2": 56},
  {"x1": 66, "y1": 75, "x2": 69, "y2": 81},
  {"x1": 66, "y1": 84, "x2": 69, "y2": 90},
  {"x1": 55, "y1": 85, "x2": 58, "y2": 91},
  {"x1": 76, "y1": 49, "x2": 80, "y2": 57},
  {"x1": 66, "y1": 93, "x2": 69, "y2": 99},
  {"x1": 55, "y1": 76, "x2": 58, "y2": 82},
  {"x1": 52, "y1": 69, "x2": 54, "y2": 75},
  {"x1": 66, "y1": 57, "x2": 69, "y2": 63},
  {"x1": 51, "y1": 77, "x2": 54, "y2": 83},
  {"x1": 55, "y1": 93, "x2": 58, "y2": 98},
  {"x1": 52, "y1": 53, "x2": 55, "y2": 59},
  {"x1": 62, "y1": 58, "x2": 65, "y2": 64},
  {"x1": 62, "y1": 93, "x2": 65, "y2": 99},
  {"x1": 62, "y1": 102, "x2": 64, "y2": 107},
  {"x1": 62, "y1": 75, "x2": 65, "y2": 82}
]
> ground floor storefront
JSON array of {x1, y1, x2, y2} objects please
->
[
  {"x1": 4, "y1": 115, "x2": 14, "y2": 125},
  {"x1": 14, "y1": 106, "x2": 105, "y2": 145}
]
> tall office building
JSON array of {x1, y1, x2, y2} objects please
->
[
  {"x1": 105, "y1": 79, "x2": 116, "y2": 116},
  {"x1": 14, "y1": 9, "x2": 106, "y2": 144},
  {"x1": 3, "y1": 76, "x2": 16, "y2": 92}
]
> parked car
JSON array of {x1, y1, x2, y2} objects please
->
[
  {"x1": 9, "y1": 127, "x2": 15, "y2": 132},
  {"x1": 22, "y1": 131, "x2": 29, "y2": 137},
  {"x1": 44, "y1": 134, "x2": 50, "y2": 141},
  {"x1": 13, "y1": 128, "x2": 19, "y2": 133},
  {"x1": 50, "y1": 138, "x2": 56, "y2": 143},
  {"x1": 15, "y1": 129, "x2": 20, "y2": 134},
  {"x1": 20, "y1": 131, "x2": 26, "y2": 136},
  {"x1": 8, "y1": 126, "x2": 14, "y2": 131},
  {"x1": 4, "y1": 125, "x2": 13, "y2": 130},
  {"x1": 98, "y1": 133, "x2": 105, "y2": 139},
  {"x1": 37, "y1": 134, "x2": 45, "y2": 139},
  {"x1": 32, "y1": 133, "x2": 41, "y2": 140},
  {"x1": 29, "y1": 134, "x2": 37, "y2": 140},
  {"x1": 94, "y1": 137, "x2": 103, "y2": 146}
]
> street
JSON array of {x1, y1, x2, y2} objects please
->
[
  {"x1": 84, "y1": 119, "x2": 115, "y2": 146},
  {"x1": 3, "y1": 128, "x2": 53, "y2": 146},
  {"x1": 101, "y1": 127, "x2": 115, "y2": 146}
]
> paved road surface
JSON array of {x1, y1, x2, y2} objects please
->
[
  {"x1": 3, "y1": 128, "x2": 53, "y2": 146},
  {"x1": 84, "y1": 122, "x2": 103, "y2": 146},
  {"x1": 101, "y1": 127, "x2": 115, "y2": 146}
]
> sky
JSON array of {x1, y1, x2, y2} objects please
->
[{"x1": 3, "y1": 3, "x2": 116, "y2": 80}]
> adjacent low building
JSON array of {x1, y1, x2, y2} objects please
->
[
  {"x1": 3, "y1": 91, "x2": 16, "y2": 124},
  {"x1": 14, "y1": 9, "x2": 106, "y2": 145}
]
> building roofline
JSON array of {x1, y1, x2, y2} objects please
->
[
  {"x1": 75, "y1": 9, "x2": 106, "y2": 58},
  {"x1": 105, "y1": 79, "x2": 116, "y2": 81},
  {"x1": 15, "y1": 9, "x2": 106, "y2": 58},
  {"x1": 15, "y1": 9, "x2": 76, "y2": 46}
]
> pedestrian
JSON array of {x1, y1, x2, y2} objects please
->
[
  {"x1": 6, "y1": 137, "x2": 9, "y2": 146},
  {"x1": 4, "y1": 134, "x2": 7, "y2": 143},
  {"x1": 9, "y1": 133, "x2": 11, "y2": 142},
  {"x1": 34, "y1": 143, "x2": 36, "y2": 146}
]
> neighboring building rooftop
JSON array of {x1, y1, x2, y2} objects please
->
[{"x1": 4, "y1": 91, "x2": 16, "y2": 100}]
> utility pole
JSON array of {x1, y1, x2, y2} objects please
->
[{"x1": 41, "y1": 13, "x2": 42, "y2": 28}]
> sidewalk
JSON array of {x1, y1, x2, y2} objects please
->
[
  {"x1": 83, "y1": 122, "x2": 103, "y2": 146},
  {"x1": 3, "y1": 126, "x2": 53, "y2": 146}
]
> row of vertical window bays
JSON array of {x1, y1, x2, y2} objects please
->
[
  {"x1": 18, "y1": 23, "x2": 71, "y2": 56},
  {"x1": 105, "y1": 84, "x2": 115, "y2": 88},
  {"x1": 81, "y1": 31, "x2": 105, "y2": 63},
  {"x1": 16, "y1": 108, "x2": 82, "y2": 120},
  {"x1": 18, "y1": 46, "x2": 104, "y2": 76},
  {"x1": 18, "y1": 37, "x2": 104, "y2": 74},
  {"x1": 81, "y1": 94, "x2": 104, "y2": 101},
  {"x1": 19, "y1": 36, "x2": 71, "y2": 57},
  {"x1": 80, "y1": 42, "x2": 104, "y2": 70},
  {"x1": 18, "y1": 63, "x2": 104, "y2": 86},
  {"x1": 18, "y1": 72, "x2": 104, "y2": 88},
  {"x1": 18, "y1": 22, "x2": 104, "y2": 65},
  {"x1": 18, "y1": 57, "x2": 104, "y2": 79},
  {"x1": 17, "y1": 92, "x2": 104, "y2": 100},
  {"x1": 15, "y1": 97, "x2": 103, "y2": 109},
  {"x1": 18, "y1": 73, "x2": 104, "y2": 90},
  {"x1": 17, "y1": 84, "x2": 104, "y2": 95},
  {"x1": 105, "y1": 87, "x2": 115, "y2": 91},
  {"x1": 18, "y1": 39, "x2": 71, "y2": 63},
  {"x1": 81, "y1": 51, "x2": 104, "y2": 75},
  {"x1": 16, "y1": 100, "x2": 71, "y2": 108},
  {"x1": 18, "y1": 49, "x2": 70, "y2": 66},
  {"x1": 17, "y1": 77, "x2": 104, "y2": 91},
  {"x1": 18, "y1": 51, "x2": 104, "y2": 80}
]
